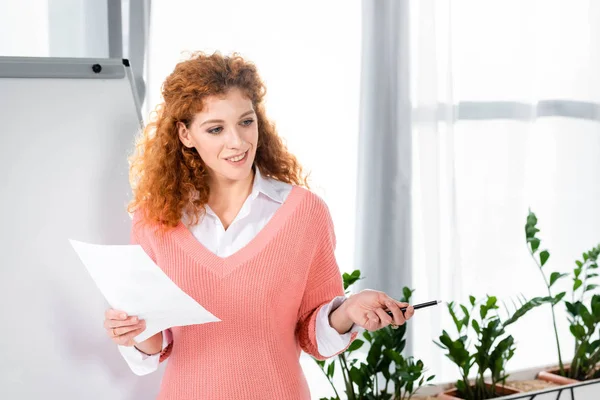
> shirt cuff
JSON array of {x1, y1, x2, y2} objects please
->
[
  {"x1": 316, "y1": 295, "x2": 364, "y2": 357},
  {"x1": 117, "y1": 329, "x2": 172, "y2": 376}
]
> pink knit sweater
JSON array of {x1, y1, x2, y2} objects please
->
[{"x1": 130, "y1": 186, "x2": 359, "y2": 399}]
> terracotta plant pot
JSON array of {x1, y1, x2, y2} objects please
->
[
  {"x1": 536, "y1": 365, "x2": 579, "y2": 385},
  {"x1": 436, "y1": 383, "x2": 521, "y2": 400}
]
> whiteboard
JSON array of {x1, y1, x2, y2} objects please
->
[{"x1": 0, "y1": 57, "x2": 163, "y2": 399}]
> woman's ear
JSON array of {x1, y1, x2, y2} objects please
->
[{"x1": 177, "y1": 122, "x2": 192, "y2": 148}]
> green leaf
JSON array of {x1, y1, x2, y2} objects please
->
[
  {"x1": 549, "y1": 272, "x2": 567, "y2": 287},
  {"x1": 347, "y1": 339, "x2": 364, "y2": 352},
  {"x1": 555, "y1": 292, "x2": 566, "y2": 302},
  {"x1": 366, "y1": 339, "x2": 382, "y2": 366},
  {"x1": 580, "y1": 306, "x2": 595, "y2": 329},
  {"x1": 574, "y1": 279, "x2": 583, "y2": 291},
  {"x1": 327, "y1": 362, "x2": 335, "y2": 378},
  {"x1": 540, "y1": 250, "x2": 550, "y2": 266},
  {"x1": 529, "y1": 238, "x2": 541, "y2": 252},
  {"x1": 349, "y1": 366, "x2": 365, "y2": 388},
  {"x1": 472, "y1": 319, "x2": 480, "y2": 334},
  {"x1": 448, "y1": 303, "x2": 463, "y2": 332},
  {"x1": 382, "y1": 348, "x2": 403, "y2": 364},
  {"x1": 504, "y1": 296, "x2": 556, "y2": 327},
  {"x1": 433, "y1": 340, "x2": 446, "y2": 350},
  {"x1": 570, "y1": 324, "x2": 586, "y2": 340},
  {"x1": 526, "y1": 211, "x2": 538, "y2": 228},
  {"x1": 362, "y1": 331, "x2": 372, "y2": 342},
  {"x1": 460, "y1": 305, "x2": 470, "y2": 321},
  {"x1": 469, "y1": 296, "x2": 476, "y2": 306},
  {"x1": 480, "y1": 304, "x2": 488, "y2": 320},
  {"x1": 576, "y1": 260, "x2": 583, "y2": 268},
  {"x1": 525, "y1": 225, "x2": 540, "y2": 238},
  {"x1": 585, "y1": 284, "x2": 599, "y2": 293},
  {"x1": 403, "y1": 287, "x2": 414, "y2": 302},
  {"x1": 591, "y1": 295, "x2": 600, "y2": 317}
]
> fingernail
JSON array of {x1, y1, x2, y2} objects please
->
[
  {"x1": 120, "y1": 313, "x2": 127, "y2": 319},
  {"x1": 132, "y1": 317, "x2": 138, "y2": 322}
]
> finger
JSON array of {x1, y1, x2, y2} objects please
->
[
  {"x1": 404, "y1": 305, "x2": 415, "y2": 320},
  {"x1": 390, "y1": 301, "x2": 410, "y2": 312},
  {"x1": 111, "y1": 321, "x2": 146, "y2": 337},
  {"x1": 365, "y1": 311, "x2": 380, "y2": 331},
  {"x1": 106, "y1": 309, "x2": 128, "y2": 320},
  {"x1": 375, "y1": 308, "x2": 394, "y2": 327},
  {"x1": 104, "y1": 316, "x2": 141, "y2": 329},
  {"x1": 385, "y1": 301, "x2": 407, "y2": 326},
  {"x1": 388, "y1": 300, "x2": 410, "y2": 317},
  {"x1": 115, "y1": 326, "x2": 145, "y2": 346}
]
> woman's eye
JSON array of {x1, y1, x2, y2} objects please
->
[
  {"x1": 207, "y1": 127, "x2": 223, "y2": 135},
  {"x1": 241, "y1": 119, "x2": 254, "y2": 126}
]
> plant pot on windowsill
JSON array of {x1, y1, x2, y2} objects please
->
[
  {"x1": 536, "y1": 364, "x2": 580, "y2": 386},
  {"x1": 436, "y1": 383, "x2": 522, "y2": 400}
]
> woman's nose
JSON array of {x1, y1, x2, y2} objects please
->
[{"x1": 226, "y1": 127, "x2": 244, "y2": 147}]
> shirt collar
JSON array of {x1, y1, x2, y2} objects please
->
[
  {"x1": 188, "y1": 166, "x2": 285, "y2": 223},
  {"x1": 251, "y1": 166, "x2": 285, "y2": 204}
]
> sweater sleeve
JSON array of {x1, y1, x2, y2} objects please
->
[
  {"x1": 295, "y1": 199, "x2": 360, "y2": 360},
  {"x1": 315, "y1": 296, "x2": 365, "y2": 357},
  {"x1": 117, "y1": 329, "x2": 172, "y2": 376},
  {"x1": 116, "y1": 211, "x2": 174, "y2": 373}
]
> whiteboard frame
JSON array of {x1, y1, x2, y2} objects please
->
[{"x1": 0, "y1": 56, "x2": 143, "y2": 123}]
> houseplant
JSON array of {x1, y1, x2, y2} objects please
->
[
  {"x1": 434, "y1": 294, "x2": 556, "y2": 400},
  {"x1": 525, "y1": 210, "x2": 600, "y2": 383},
  {"x1": 315, "y1": 269, "x2": 435, "y2": 400}
]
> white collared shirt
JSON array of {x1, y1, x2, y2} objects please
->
[{"x1": 118, "y1": 167, "x2": 363, "y2": 375}]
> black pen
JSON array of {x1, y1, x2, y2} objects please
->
[{"x1": 386, "y1": 300, "x2": 442, "y2": 317}]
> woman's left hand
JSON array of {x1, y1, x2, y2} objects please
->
[{"x1": 343, "y1": 289, "x2": 415, "y2": 332}]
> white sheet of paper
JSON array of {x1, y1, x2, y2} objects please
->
[{"x1": 69, "y1": 239, "x2": 221, "y2": 343}]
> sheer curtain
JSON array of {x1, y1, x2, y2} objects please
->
[
  {"x1": 412, "y1": 0, "x2": 600, "y2": 383},
  {"x1": 145, "y1": 1, "x2": 362, "y2": 398}
]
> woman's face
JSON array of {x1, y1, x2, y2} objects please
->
[{"x1": 178, "y1": 87, "x2": 258, "y2": 184}]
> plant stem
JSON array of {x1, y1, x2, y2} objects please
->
[
  {"x1": 530, "y1": 246, "x2": 565, "y2": 375},
  {"x1": 571, "y1": 260, "x2": 591, "y2": 379},
  {"x1": 339, "y1": 354, "x2": 355, "y2": 400},
  {"x1": 585, "y1": 346, "x2": 600, "y2": 380},
  {"x1": 461, "y1": 372, "x2": 473, "y2": 400},
  {"x1": 383, "y1": 377, "x2": 389, "y2": 397},
  {"x1": 317, "y1": 361, "x2": 341, "y2": 400}
]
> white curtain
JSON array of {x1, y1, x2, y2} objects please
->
[
  {"x1": 145, "y1": 1, "x2": 362, "y2": 398},
  {"x1": 412, "y1": 0, "x2": 600, "y2": 383}
]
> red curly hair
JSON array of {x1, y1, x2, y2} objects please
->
[{"x1": 127, "y1": 51, "x2": 310, "y2": 233}]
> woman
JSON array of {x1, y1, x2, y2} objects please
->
[{"x1": 103, "y1": 51, "x2": 415, "y2": 399}]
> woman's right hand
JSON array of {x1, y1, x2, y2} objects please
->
[{"x1": 104, "y1": 308, "x2": 146, "y2": 347}]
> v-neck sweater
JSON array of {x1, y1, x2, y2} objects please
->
[{"x1": 130, "y1": 186, "x2": 359, "y2": 400}]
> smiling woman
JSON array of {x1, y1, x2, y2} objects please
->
[
  {"x1": 177, "y1": 89, "x2": 258, "y2": 181},
  {"x1": 127, "y1": 51, "x2": 309, "y2": 231},
  {"x1": 105, "y1": 50, "x2": 410, "y2": 400}
]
